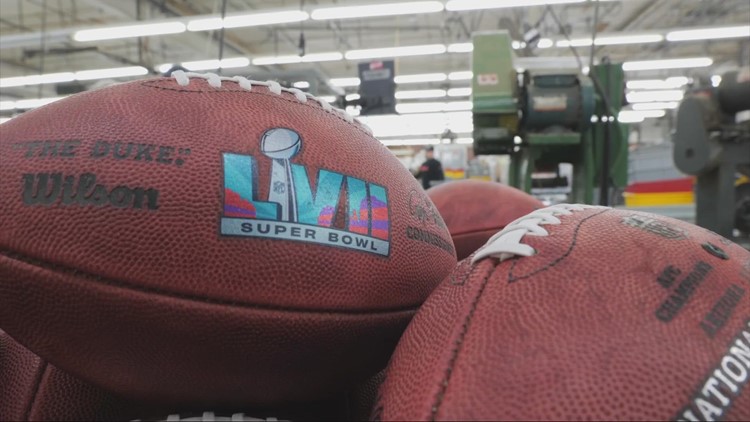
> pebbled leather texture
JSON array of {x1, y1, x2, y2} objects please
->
[
  {"x1": 376, "y1": 207, "x2": 750, "y2": 420},
  {"x1": 427, "y1": 180, "x2": 542, "y2": 260},
  {"x1": 0, "y1": 330, "x2": 155, "y2": 421},
  {"x1": 0, "y1": 76, "x2": 456, "y2": 407}
]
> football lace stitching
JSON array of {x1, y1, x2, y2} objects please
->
[
  {"x1": 171, "y1": 70, "x2": 371, "y2": 134},
  {"x1": 471, "y1": 204, "x2": 602, "y2": 264}
]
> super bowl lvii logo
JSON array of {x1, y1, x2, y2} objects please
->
[{"x1": 220, "y1": 128, "x2": 391, "y2": 256}]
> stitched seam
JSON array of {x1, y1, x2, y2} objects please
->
[
  {"x1": 23, "y1": 359, "x2": 48, "y2": 421},
  {"x1": 139, "y1": 80, "x2": 372, "y2": 137},
  {"x1": 430, "y1": 264, "x2": 497, "y2": 420},
  {"x1": 1, "y1": 250, "x2": 419, "y2": 316},
  {"x1": 508, "y1": 208, "x2": 611, "y2": 282}
]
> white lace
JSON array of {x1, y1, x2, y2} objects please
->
[
  {"x1": 471, "y1": 204, "x2": 602, "y2": 264},
  {"x1": 171, "y1": 71, "x2": 370, "y2": 134}
]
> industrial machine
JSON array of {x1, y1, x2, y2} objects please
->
[
  {"x1": 472, "y1": 31, "x2": 627, "y2": 205},
  {"x1": 673, "y1": 70, "x2": 750, "y2": 238}
]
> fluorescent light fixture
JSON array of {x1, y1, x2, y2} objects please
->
[
  {"x1": 396, "y1": 89, "x2": 447, "y2": 99},
  {"x1": 381, "y1": 138, "x2": 441, "y2": 146},
  {"x1": 74, "y1": 22, "x2": 186, "y2": 42},
  {"x1": 447, "y1": 43, "x2": 473, "y2": 53},
  {"x1": 448, "y1": 71, "x2": 473, "y2": 81},
  {"x1": 345, "y1": 106, "x2": 361, "y2": 116},
  {"x1": 311, "y1": 1, "x2": 443, "y2": 20},
  {"x1": 626, "y1": 77, "x2": 689, "y2": 90},
  {"x1": 618, "y1": 109, "x2": 666, "y2": 123},
  {"x1": 666, "y1": 25, "x2": 750, "y2": 42},
  {"x1": 447, "y1": 87, "x2": 472, "y2": 97},
  {"x1": 14, "y1": 97, "x2": 67, "y2": 110},
  {"x1": 711, "y1": 75, "x2": 722, "y2": 87},
  {"x1": 345, "y1": 93, "x2": 361, "y2": 101},
  {"x1": 596, "y1": 34, "x2": 663, "y2": 45},
  {"x1": 626, "y1": 90, "x2": 684, "y2": 103},
  {"x1": 380, "y1": 138, "x2": 438, "y2": 146},
  {"x1": 74, "y1": 66, "x2": 148, "y2": 80},
  {"x1": 536, "y1": 38, "x2": 554, "y2": 49},
  {"x1": 557, "y1": 34, "x2": 663, "y2": 47},
  {"x1": 394, "y1": 73, "x2": 447, "y2": 84},
  {"x1": 293, "y1": 81, "x2": 310, "y2": 89},
  {"x1": 187, "y1": 18, "x2": 223, "y2": 32},
  {"x1": 223, "y1": 11, "x2": 309, "y2": 29},
  {"x1": 320, "y1": 95, "x2": 336, "y2": 102},
  {"x1": 446, "y1": 0, "x2": 584, "y2": 11},
  {"x1": 359, "y1": 111, "x2": 473, "y2": 137},
  {"x1": 0, "y1": 101, "x2": 15, "y2": 111},
  {"x1": 455, "y1": 137, "x2": 474, "y2": 144},
  {"x1": 623, "y1": 57, "x2": 713, "y2": 71},
  {"x1": 253, "y1": 55, "x2": 302, "y2": 65},
  {"x1": 0, "y1": 72, "x2": 76, "y2": 88},
  {"x1": 345, "y1": 44, "x2": 446, "y2": 60},
  {"x1": 301, "y1": 52, "x2": 344, "y2": 62},
  {"x1": 181, "y1": 57, "x2": 249, "y2": 71},
  {"x1": 252, "y1": 52, "x2": 342, "y2": 66},
  {"x1": 330, "y1": 77, "x2": 361, "y2": 87},
  {"x1": 395, "y1": 101, "x2": 471, "y2": 114},
  {"x1": 631, "y1": 102, "x2": 679, "y2": 111}
]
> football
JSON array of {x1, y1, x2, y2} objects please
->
[
  {"x1": 0, "y1": 71, "x2": 457, "y2": 407},
  {"x1": 427, "y1": 180, "x2": 542, "y2": 260},
  {"x1": 375, "y1": 204, "x2": 750, "y2": 420}
]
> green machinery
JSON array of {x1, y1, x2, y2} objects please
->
[{"x1": 472, "y1": 31, "x2": 628, "y2": 204}]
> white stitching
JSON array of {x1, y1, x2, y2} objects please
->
[
  {"x1": 471, "y1": 204, "x2": 605, "y2": 264},
  {"x1": 171, "y1": 71, "x2": 370, "y2": 133}
]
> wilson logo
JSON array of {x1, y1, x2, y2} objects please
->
[
  {"x1": 220, "y1": 128, "x2": 391, "y2": 256},
  {"x1": 21, "y1": 172, "x2": 159, "y2": 210}
]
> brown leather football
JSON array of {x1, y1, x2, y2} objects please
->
[
  {"x1": 0, "y1": 71, "x2": 456, "y2": 407},
  {"x1": 375, "y1": 204, "x2": 750, "y2": 420},
  {"x1": 427, "y1": 180, "x2": 542, "y2": 260}
]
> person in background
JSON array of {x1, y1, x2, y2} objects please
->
[{"x1": 415, "y1": 146, "x2": 444, "y2": 189}]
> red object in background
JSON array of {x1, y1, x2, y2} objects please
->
[
  {"x1": 625, "y1": 177, "x2": 694, "y2": 194},
  {"x1": 427, "y1": 180, "x2": 543, "y2": 260},
  {"x1": 0, "y1": 73, "x2": 456, "y2": 408},
  {"x1": 375, "y1": 205, "x2": 750, "y2": 420}
]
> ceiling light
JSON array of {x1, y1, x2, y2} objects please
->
[
  {"x1": 13, "y1": 97, "x2": 67, "y2": 110},
  {"x1": 186, "y1": 18, "x2": 223, "y2": 31},
  {"x1": 345, "y1": 44, "x2": 446, "y2": 60},
  {"x1": 301, "y1": 52, "x2": 344, "y2": 62},
  {"x1": 395, "y1": 89, "x2": 447, "y2": 99},
  {"x1": 156, "y1": 63, "x2": 174, "y2": 73},
  {"x1": 0, "y1": 101, "x2": 15, "y2": 111},
  {"x1": 330, "y1": 77, "x2": 361, "y2": 87},
  {"x1": 446, "y1": 0, "x2": 585, "y2": 11},
  {"x1": 447, "y1": 87, "x2": 472, "y2": 97},
  {"x1": 380, "y1": 138, "x2": 441, "y2": 146},
  {"x1": 666, "y1": 25, "x2": 750, "y2": 42},
  {"x1": 448, "y1": 71, "x2": 473, "y2": 81},
  {"x1": 618, "y1": 109, "x2": 666, "y2": 123},
  {"x1": 319, "y1": 95, "x2": 337, "y2": 102},
  {"x1": 359, "y1": 111, "x2": 473, "y2": 137},
  {"x1": 73, "y1": 22, "x2": 186, "y2": 42},
  {"x1": 311, "y1": 1, "x2": 443, "y2": 20},
  {"x1": 252, "y1": 55, "x2": 302, "y2": 65},
  {"x1": 181, "y1": 57, "x2": 249, "y2": 71},
  {"x1": 394, "y1": 73, "x2": 447, "y2": 84},
  {"x1": 631, "y1": 102, "x2": 679, "y2": 111},
  {"x1": 447, "y1": 43, "x2": 473, "y2": 53},
  {"x1": 455, "y1": 137, "x2": 474, "y2": 144},
  {"x1": 74, "y1": 66, "x2": 148, "y2": 80},
  {"x1": 293, "y1": 81, "x2": 310, "y2": 89},
  {"x1": 346, "y1": 94, "x2": 361, "y2": 101},
  {"x1": 623, "y1": 57, "x2": 712, "y2": 71},
  {"x1": 223, "y1": 11, "x2": 309, "y2": 29},
  {"x1": 626, "y1": 77, "x2": 689, "y2": 90},
  {"x1": 0, "y1": 72, "x2": 75, "y2": 88},
  {"x1": 395, "y1": 101, "x2": 472, "y2": 114},
  {"x1": 711, "y1": 75, "x2": 722, "y2": 87},
  {"x1": 557, "y1": 38, "x2": 592, "y2": 48},
  {"x1": 626, "y1": 90, "x2": 684, "y2": 103},
  {"x1": 536, "y1": 38, "x2": 554, "y2": 49},
  {"x1": 594, "y1": 34, "x2": 663, "y2": 45}
]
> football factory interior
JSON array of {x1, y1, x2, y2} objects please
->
[{"x1": 1, "y1": 1, "x2": 749, "y2": 421}]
